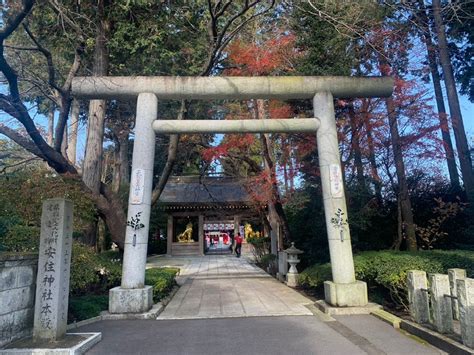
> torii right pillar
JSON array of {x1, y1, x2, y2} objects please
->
[{"x1": 314, "y1": 92, "x2": 368, "y2": 307}]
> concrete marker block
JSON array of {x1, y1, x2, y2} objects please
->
[
  {"x1": 457, "y1": 277, "x2": 474, "y2": 349},
  {"x1": 448, "y1": 268, "x2": 466, "y2": 320},
  {"x1": 407, "y1": 270, "x2": 430, "y2": 324},
  {"x1": 429, "y1": 273, "x2": 453, "y2": 334}
]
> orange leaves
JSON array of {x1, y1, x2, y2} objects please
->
[
  {"x1": 268, "y1": 100, "x2": 293, "y2": 118},
  {"x1": 225, "y1": 34, "x2": 298, "y2": 76},
  {"x1": 245, "y1": 170, "x2": 277, "y2": 204},
  {"x1": 201, "y1": 133, "x2": 256, "y2": 162}
]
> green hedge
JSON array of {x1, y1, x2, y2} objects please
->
[
  {"x1": 145, "y1": 267, "x2": 179, "y2": 302},
  {"x1": 260, "y1": 253, "x2": 277, "y2": 267},
  {"x1": 299, "y1": 250, "x2": 474, "y2": 309},
  {"x1": 1, "y1": 225, "x2": 40, "y2": 252},
  {"x1": 68, "y1": 295, "x2": 109, "y2": 322},
  {"x1": 70, "y1": 243, "x2": 122, "y2": 296}
]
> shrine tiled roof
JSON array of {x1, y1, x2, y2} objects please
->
[{"x1": 158, "y1": 176, "x2": 252, "y2": 205}]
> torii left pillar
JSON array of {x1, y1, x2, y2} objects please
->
[{"x1": 109, "y1": 93, "x2": 157, "y2": 313}]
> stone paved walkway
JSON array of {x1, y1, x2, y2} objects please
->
[
  {"x1": 152, "y1": 255, "x2": 313, "y2": 319},
  {"x1": 70, "y1": 255, "x2": 444, "y2": 354}
]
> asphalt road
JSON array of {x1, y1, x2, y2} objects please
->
[{"x1": 73, "y1": 315, "x2": 442, "y2": 355}]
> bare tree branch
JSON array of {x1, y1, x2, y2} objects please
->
[
  {"x1": 0, "y1": 0, "x2": 35, "y2": 41},
  {"x1": 0, "y1": 123, "x2": 46, "y2": 159},
  {"x1": 54, "y1": 42, "x2": 84, "y2": 152},
  {"x1": 22, "y1": 23, "x2": 61, "y2": 93},
  {"x1": 0, "y1": 156, "x2": 41, "y2": 174}
]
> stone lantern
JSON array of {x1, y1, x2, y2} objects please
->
[{"x1": 285, "y1": 242, "x2": 303, "y2": 287}]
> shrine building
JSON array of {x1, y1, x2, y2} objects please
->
[{"x1": 158, "y1": 176, "x2": 265, "y2": 256}]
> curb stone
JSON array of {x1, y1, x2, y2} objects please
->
[{"x1": 369, "y1": 309, "x2": 474, "y2": 354}]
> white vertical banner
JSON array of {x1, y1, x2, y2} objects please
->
[
  {"x1": 329, "y1": 164, "x2": 343, "y2": 198},
  {"x1": 130, "y1": 168, "x2": 145, "y2": 204}
]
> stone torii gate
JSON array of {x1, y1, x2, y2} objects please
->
[{"x1": 72, "y1": 76, "x2": 393, "y2": 313}]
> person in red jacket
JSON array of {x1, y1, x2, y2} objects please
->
[{"x1": 234, "y1": 233, "x2": 243, "y2": 258}]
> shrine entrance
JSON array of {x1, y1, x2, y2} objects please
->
[
  {"x1": 157, "y1": 176, "x2": 263, "y2": 256},
  {"x1": 71, "y1": 75, "x2": 393, "y2": 313},
  {"x1": 204, "y1": 220, "x2": 233, "y2": 254}
]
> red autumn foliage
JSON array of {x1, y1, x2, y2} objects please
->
[{"x1": 225, "y1": 34, "x2": 299, "y2": 76}]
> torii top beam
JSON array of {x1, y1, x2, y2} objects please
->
[{"x1": 71, "y1": 76, "x2": 393, "y2": 100}]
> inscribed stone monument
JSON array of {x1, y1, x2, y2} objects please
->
[{"x1": 33, "y1": 198, "x2": 73, "y2": 341}]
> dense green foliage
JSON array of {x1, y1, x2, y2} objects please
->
[
  {"x1": 1, "y1": 225, "x2": 40, "y2": 252},
  {"x1": 67, "y1": 267, "x2": 179, "y2": 322},
  {"x1": 1, "y1": 227, "x2": 121, "y2": 295},
  {"x1": 145, "y1": 267, "x2": 179, "y2": 303},
  {"x1": 68, "y1": 295, "x2": 109, "y2": 323},
  {"x1": 259, "y1": 253, "x2": 277, "y2": 271},
  {"x1": 286, "y1": 174, "x2": 471, "y2": 269},
  {"x1": 246, "y1": 235, "x2": 271, "y2": 263},
  {"x1": 0, "y1": 170, "x2": 96, "y2": 246},
  {"x1": 69, "y1": 243, "x2": 122, "y2": 296},
  {"x1": 299, "y1": 250, "x2": 474, "y2": 309}
]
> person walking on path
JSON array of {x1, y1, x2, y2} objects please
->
[{"x1": 235, "y1": 233, "x2": 243, "y2": 258}]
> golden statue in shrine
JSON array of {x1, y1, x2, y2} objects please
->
[
  {"x1": 244, "y1": 223, "x2": 253, "y2": 239},
  {"x1": 177, "y1": 222, "x2": 193, "y2": 243},
  {"x1": 244, "y1": 223, "x2": 262, "y2": 239}
]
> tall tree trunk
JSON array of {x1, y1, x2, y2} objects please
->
[
  {"x1": 289, "y1": 150, "x2": 294, "y2": 192},
  {"x1": 47, "y1": 105, "x2": 54, "y2": 146},
  {"x1": 432, "y1": 0, "x2": 474, "y2": 198},
  {"x1": 283, "y1": 162, "x2": 289, "y2": 196},
  {"x1": 112, "y1": 148, "x2": 121, "y2": 193},
  {"x1": 61, "y1": 124, "x2": 68, "y2": 158},
  {"x1": 111, "y1": 131, "x2": 130, "y2": 193},
  {"x1": 151, "y1": 100, "x2": 186, "y2": 205},
  {"x1": 256, "y1": 99, "x2": 291, "y2": 249},
  {"x1": 417, "y1": 0, "x2": 459, "y2": 188},
  {"x1": 82, "y1": 0, "x2": 109, "y2": 246},
  {"x1": 385, "y1": 96, "x2": 417, "y2": 251},
  {"x1": 348, "y1": 101, "x2": 365, "y2": 189},
  {"x1": 362, "y1": 99, "x2": 382, "y2": 202},
  {"x1": 97, "y1": 184, "x2": 126, "y2": 250},
  {"x1": 391, "y1": 198, "x2": 403, "y2": 250},
  {"x1": 67, "y1": 99, "x2": 79, "y2": 165},
  {"x1": 118, "y1": 133, "x2": 130, "y2": 186}
]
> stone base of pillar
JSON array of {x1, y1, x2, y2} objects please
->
[
  {"x1": 109, "y1": 286, "x2": 153, "y2": 314},
  {"x1": 286, "y1": 272, "x2": 299, "y2": 287},
  {"x1": 324, "y1": 280, "x2": 368, "y2": 307}
]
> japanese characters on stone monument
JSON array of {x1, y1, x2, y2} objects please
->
[{"x1": 33, "y1": 198, "x2": 73, "y2": 341}]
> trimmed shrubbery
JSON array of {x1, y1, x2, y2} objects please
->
[
  {"x1": 246, "y1": 235, "x2": 271, "y2": 263},
  {"x1": 145, "y1": 267, "x2": 179, "y2": 303},
  {"x1": 68, "y1": 267, "x2": 179, "y2": 322},
  {"x1": 1, "y1": 225, "x2": 40, "y2": 252},
  {"x1": 260, "y1": 253, "x2": 277, "y2": 267},
  {"x1": 299, "y1": 250, "x2": 474, "y2": 310},
  {"x1": 68, "y1": 295, "x2": 109, "y2": 323},
  {"x1": 69, "y1": 242, "x2": 122, "y2": 296}
]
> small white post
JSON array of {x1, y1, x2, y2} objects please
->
[
  {"x1": 430, "y1": 273, "x2": 453, "y2": 334},
  {"x1": 407, "y1": 270, "x2": 430, "y2": 324}
]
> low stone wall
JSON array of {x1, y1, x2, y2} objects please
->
[{"x1": 0, "y1": 253, "x2": 38, "y2": 348}]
